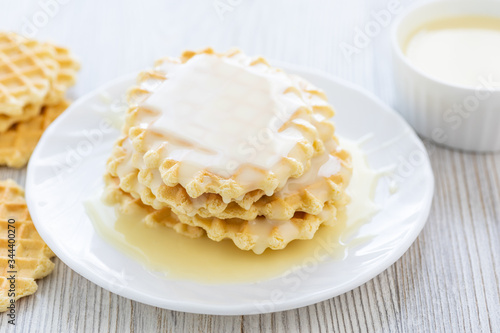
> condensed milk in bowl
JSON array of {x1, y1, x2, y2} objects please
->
[{"x1": 392, "y1": 0, "x2": 500, "y2": 152}]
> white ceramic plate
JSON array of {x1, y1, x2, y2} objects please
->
[{"x1": 26, "y1": 65, "x2": 434, "y2": 315}]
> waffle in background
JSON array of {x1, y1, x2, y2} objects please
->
[
  {"x1": 0, "y1": 32, "x2": 79, "y2": 168},
  {"x1": 0, "y1": 100, "x2": 69, "y2": 168},
  {"x1": 0, "y1": 32, "x2": 58, "y2": 116},
  {"x1": 0, "y1": 179, "x2": 55, "y2": 312}
]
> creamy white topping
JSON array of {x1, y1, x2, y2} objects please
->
[
  {"x1": 140, "y1": 53, "x2": 308, "y2": 181},
  {"x1": 278, "y1": 139, "x2": 341, "y2": 198}
]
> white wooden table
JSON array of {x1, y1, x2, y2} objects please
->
[{"x1": 1, "y1": 0, "x2": 499, "y2": 332}]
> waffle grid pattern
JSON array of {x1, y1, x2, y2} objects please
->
[
  {"x1": 0, "y1": 33, "x2": 78, "y2": 168},
  {"x1": 0, "y1": 33, "x2": 58, "y2": 116},
  {"x1": 0, "y1": 179, "x2": 55, "y2": 312}
]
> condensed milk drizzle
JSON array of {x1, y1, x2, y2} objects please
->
[
  {"x1": 131, "y1": 52, "x2": 337, "y2": 197},
  {"x1": 144, "y1": 54, "x2": 302, "y2": 173},
  {"x1": 86, "y1": 138, "x2": 383, "y2": 283}
]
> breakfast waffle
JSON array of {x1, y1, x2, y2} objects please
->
[
  {"x1": 108, "y1": 134, "x2": 352, "y2": 221},
  {"x1": 0, "y1": 100, "x2": 69, "y2": 168},
  {"x1": 104, "y1": 173, "x2": 349, "y2": 254},
  {"x1": 121, "y1": 48, "x2": 337, "y2": 202},
  {"x1": 0, "y1": 32, "x2": 58, "y2": 116},
  {"x1": 0, "y1": 180, "x2": 55, "y2": 312}
]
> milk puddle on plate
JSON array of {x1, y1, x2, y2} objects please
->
[{"x1": 85, "y1": 138, "x2": 381, "y2": 283}]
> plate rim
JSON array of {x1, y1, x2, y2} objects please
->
[{"x1": 26, "y1": 63, "x2": 435, "y2": 315}]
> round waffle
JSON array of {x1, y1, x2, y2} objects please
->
[
  {"x1": 0, "y1": 180, "x2": 55, "y2": 312},
  {"x1": 0, "y1": 32, "x2": 58, "y2": 116},
  {"x1": 103, "y1": 173, "x2": 349, "y2": 254},
  {"x1": 122, "y1": 48, "x2": 337, "y2": 202},
  {"x1": 104, "y1": 48, "x2": 353, "y2": 254},
  {"x1": 0, "y1": 33, "x2": 78, "y2": 115},
  {"x1": 0, "y1": 100, "x2": 69, "y2": 168},
  {"x1": 0, "y1": 33, "x2": 79, "y2": 134},
  {"x1": 107, "y1": 132, "x2": 351, "y2": 221}
]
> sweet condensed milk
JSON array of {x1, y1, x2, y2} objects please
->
[
  {"x1": 404, "y1": 16, "x2": 500, "y2": 88},
  {"x1": 124, "y1": 52, "x2": 344, "y2": 205},
  {"x1": 85, "y1": 139, "x2": 381, "y2": 283}
]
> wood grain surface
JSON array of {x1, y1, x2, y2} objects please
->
[{"x1": 0, "y1": 0, "x2": 499, "y2": 332}]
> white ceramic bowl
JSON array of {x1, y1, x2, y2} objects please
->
[{"x1": 392, "y1": 0, "x2": 500, "y2": 152}]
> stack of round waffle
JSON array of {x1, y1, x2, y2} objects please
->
[
  {"x1": 0, "y1": 32, "x2": 79, "y2": 167},
  {"x1": 105, "y1": 48, "x2": 352, "y2": 254}
]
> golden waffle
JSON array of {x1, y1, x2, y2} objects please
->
[
  {"x1": 108, "y1": 134, "x2": 352, "y2": 221},
  {"x1": 103, "y1": 174, "x2": 205, "y2": 239},
  {"x1": 0, "y1": 32, "x2": 58, "y2": 116},
  {"x1": 0, "y1": 32, "x2": 78, "y2": 132},
  {"x1": 44, "y1": 45, "x2": 80, "y2": 105},
  {"x1": 104, "y1": 173, "x2": 349, "y2": 254},
  {"x1": 0, "y1": 100, "x2": 69, "y2": 168},
  {"x1": 0, "y1": 102, "x2": 42, "y2": 133},
  {"x1": 122, "y1": 48, "x2": 337, "y2": 202},
  {"x1": 0, "y1": 180, "x2": 55, "y2": 312}
]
